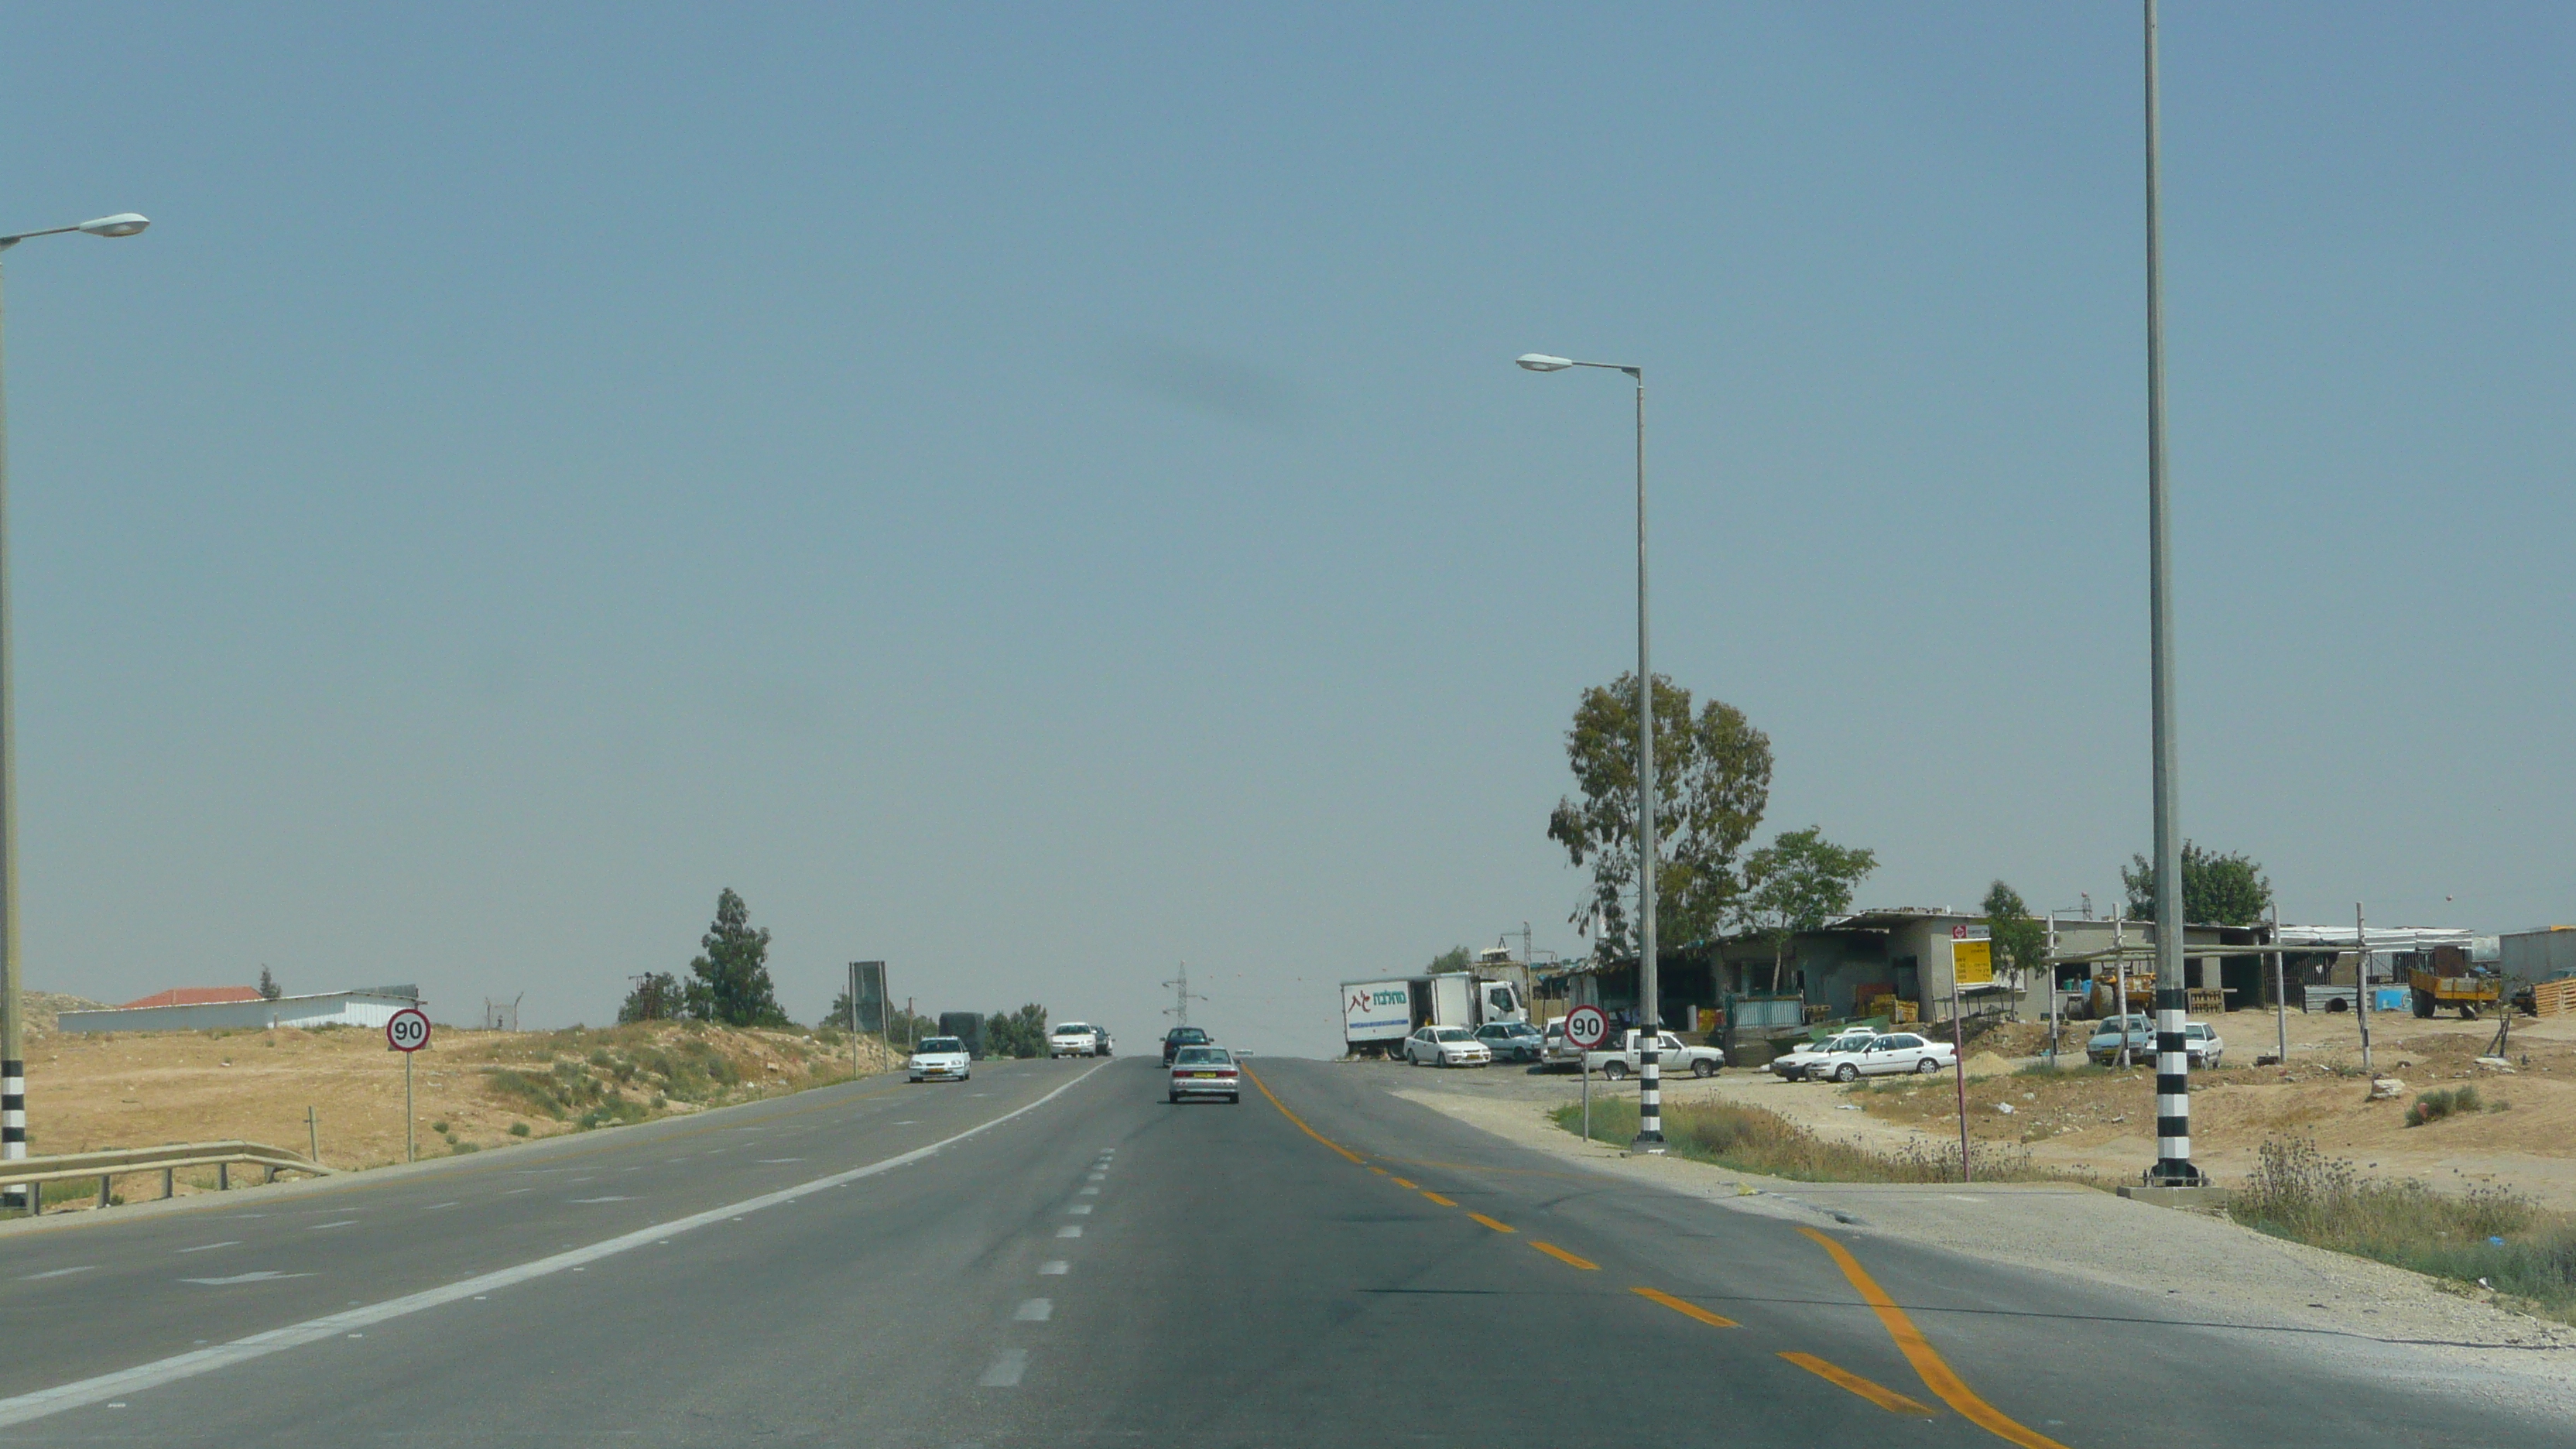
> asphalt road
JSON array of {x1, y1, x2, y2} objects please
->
[{"x1": 0, "y1": 1054, "x2": 2554, "y2": 1447}]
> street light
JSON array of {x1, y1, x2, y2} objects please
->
[
  {"x1": 0, "y1": 210, "x2": 149, "y2": 1212},
  {"x1": 1516, "y1": 351, "x2": 1663, "y2": 1155}
]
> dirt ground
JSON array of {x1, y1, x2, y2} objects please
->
[
  {"x1": 1837, "y1": 1006, "x2": 2576, "y2": 1207},
  {"x1": 14, "y1": 1014, "x2": 906, "y2": 1208}
]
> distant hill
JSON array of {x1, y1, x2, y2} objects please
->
[{"x1": 24, "y1": 991, "x2": 110, "y2": 1033}]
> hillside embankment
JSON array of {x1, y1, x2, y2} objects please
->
[{"x1": 14, "y1": 1003, "x2": 907, "y2": 1207}]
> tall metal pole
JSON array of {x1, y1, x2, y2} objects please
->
[
  {"x1": 2270, "y1": 902, "x2": 2287, "y2": 1064},
  {"x1": 0, "y1": 262, "x2": 22, "y2": 1213},
  {"x1": 2355, "y1": 902, "x2": 2372, "y2": 1075},
  {"x1": 2143, "y1": 0, "x2": 2201, "y2": 1187},
  {"x1": 1629, "y1": 368, "x2": 1663, "y2": 1153}
]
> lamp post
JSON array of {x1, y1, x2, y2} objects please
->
[
  {"x1": 1516, "y1": 352, "x2": 1663, "y2": 1154},
  {"x1": 2141, "y1": 0, "x2": 2202, "y2": 1188},
  {"x1": 0, "y1": 211, "x2": 150, "y2": 1211}
]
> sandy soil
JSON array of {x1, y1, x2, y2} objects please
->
[
  {"x1": 1844, "y1": 1007, "x2": 2576, "y2": 1208},
  {"x1": 14, "y1": 1016, "x2": 905, "y2": 1205}
]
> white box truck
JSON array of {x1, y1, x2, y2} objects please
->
[{"x1": 1341, "y1": 973, "x2": 1526, "y2": 1057}]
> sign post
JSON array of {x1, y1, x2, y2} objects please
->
[
  {"x1": 386, "y1": 1007, "x2": 430, "y2": 1163},
  {"x1": 1563, "y1": 1005, "x2": 1610, "y2": 1144},
  {"x1": 1948, "y1": 926, "x2": 1989, "y2": 1184}
]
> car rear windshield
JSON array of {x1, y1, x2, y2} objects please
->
[
  {"x1": 1054, "y1": 1023, "x2": 1091, "y2": 1034},
  {"x1": 1170, "y1": 1028, "x2": 1208, "y2": 1043},
  {"x1": 1174, "y1": 1047, "x2": 1231, "y2": 1065},
  {"x1": 1434, "y1": 1029, "x2": 1471, "y2": 1042},
  {"x1": 918, "y1": 1038, "x2": 963, "y2": 1053}
]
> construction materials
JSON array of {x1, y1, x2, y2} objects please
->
[{"x1": 2530, "y1": 977, "x2": 2576, "y2": 1019}]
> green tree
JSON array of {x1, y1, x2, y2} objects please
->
[
  {"x1": 1980, "y1": 881, "x2": 2050, "y2": 989},
  {"x1": 984, "y1": 1002, "x2": 1050, "y2": 1058},
  {"x1": 1427, "y1": 945, "x2": 1473, "y2": 974},
  {"x1": 1735, "y1": 827, "x2": 1878, "y2": 992},
  {"x1": 257, "y1": 966, "x2": 282, "y2": 1002},
  {"x1": 681, "y1": 888, "x2": 790, "y2": 1027},
  {"x1": 1549, "y1": 673, "x2": 1773, "y2": 957},
  {"x1": 2122, "y1": 843, "x2": 2273, "y2": 927},
  {"x1": 619, "y1": 971, "x2": 685, "y2": 1023}
]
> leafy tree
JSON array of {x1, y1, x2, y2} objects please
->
[
  {"x1": 1735, "y1": 827, "x2": 1878, "y2": 992},
  {"x1": 1549, "y1": 673, "x2": 1773, "y2": 958},
  {"x1": 257, "y1": 966, "x2": 282, "y2": 1002},
  {"x1": 2122, "y1": 843, "x2": 2272, "y2": 927},
  {"x1": 1427, "y1": 945, "x2": 1473, "y2": 974},
  {"x1": 883, "y1": 1005, "x2": 939, "y2": 1048},
  {"x1": 681, "y1": 888, "x2": 790, "y2": 1027},
  {"x1": 1980, "y1": 881, "x2": 2050, "y2": 988},
  {"x1": 984, "y1": 1002, "x2": 1051, "y2": 1058},
  {"x1": 619, "y1": 971, "x2": 685, "y2": 1023}
]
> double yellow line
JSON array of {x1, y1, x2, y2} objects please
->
[{"x1": 1242, "y1": 1064, "x2": 2071, "y2": 1449}]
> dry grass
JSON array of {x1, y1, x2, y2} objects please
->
[
  {"x1": 1553, "y1": 1094, "x2": 2100, "y2": 1186},
  {"x1": 2232, "y1": 1136, "x2": 2576, "y2": 1324}
]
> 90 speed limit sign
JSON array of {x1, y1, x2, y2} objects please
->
[
  {"x1": 1561, "y1": 1004, "x2": 1611, "y2": 1051},
  {"x1": 385, "y1": 1007, "x2": 432, "y2": 1053}
]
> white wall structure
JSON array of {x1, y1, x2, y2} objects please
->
[{"x1": 56, "y1": 988, "x2": 423, "y2": 1035}]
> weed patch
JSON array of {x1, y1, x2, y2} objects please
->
[
  {"x1": 1552, "y1": 1096, "x2": 2089, "y2": 1185},
  {"x1": 2231, "y1": 1136, "x2": 2576, "y2": 1323}
]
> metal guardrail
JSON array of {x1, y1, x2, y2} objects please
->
[{"x1": 4, "y1": 1140, "x2": 334, "y2": 1215}]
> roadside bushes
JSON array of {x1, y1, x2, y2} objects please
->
[
  {"x1": 2232, "y1": 1136, "x2": 2576, "y2": 1322},
  {"x1": 1550, "y1": 1096, "x2": 2074, "y2": 1185}
]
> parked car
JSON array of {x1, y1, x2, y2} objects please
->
[
  {"x1": 2180, "y1": 1021, "x2": 2223, "y2": 1067},
  {"x1": 1769, "y1": 1029, "x2": 1880, "y2": 1081},
  {"x1": 1049, "y1": 1021, "x2": 1103, "y2": 1058},
  {"x1": 1475, "y1": 1021, "x2": 1544, "y2": 1064},
  {"x1": 1812, "y1": 1032, "x2": 1954, "y2": 1081},
  {"x1": 2086, "y1": 1015, "x2": 2154, "y2": 1066},
  {"x1": 1399, "y1": 1026, "x2": 1492, "y2": 1067},
  {"x1": 1162, "y1": 1026, "x2": 1211, "y2": 1065},
  {"x1": 1168, "y1": 1044, "x2": 1242, "y2": 1104},
  {"x1": 1091, "y1": 1026, "x2": 1115, "y2": 1057},
  {"x1": 1539, "y1": 1020, "x2": 1586, "y2": 1070},
  {"x1": 907, "y1": 1036, "x2": 971, "y2": 1084},
  {"x1": 1586, "y1": 1029, "x2": 1725, "y2": 1081}
]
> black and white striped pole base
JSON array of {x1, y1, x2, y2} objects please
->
[
  {"x1": 1634, "y1": 1041, "x2": 1666, "y2": 1154},
  {"x1": 2146, "y1": 988, "x2": 2204, "y2": 1187},
  {"x1": 2, "y1": 1057, "x2": 26, "y2": 1211}
]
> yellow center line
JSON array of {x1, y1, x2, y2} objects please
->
[
  {"x1": 1240, "y1": 1066, "x2": 1364, "y2": 1164},
  {"x1": 1798, "y1": 1227, "x2": 2071, "y2": 1449},
  {"x1": 1389, "y1": 1177, "x2": 1419, "y2": 1190},
  {"x1": 1631, "y1": 1285, "x2": 1739, "y2": 1328},
  {"x1": 1467, "y1": 1213, "x2": 1515, "y2": 1233},
  {"x1": 1419, "y1": 1190, "x2": 1456, "y2": 1207},
  {"x1": 1531, "y1": 1241, "x2": 1598, "y2": 1270},
  {"x1": 1778, "y1": 1351, "x2": 1935, "y2": 1416}
]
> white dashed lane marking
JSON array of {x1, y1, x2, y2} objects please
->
[
  {"x1": 19, "y1": 1267, "x2": 94, "y2": 1280},
  {"x1": 978, "y1": 1349, "x2": 1027, "y2": 1387},
  {"x1": 1039, "y1": 1261, "x2": 1068, "y2": 1276},
  {"x1": 176, "y1": 1243, "x2": 240, "y2": 1255},
  {"x1": 1056, "y1": 1226, "x2": 1082, "y2": 1238},
  {"x1": 1013, "y1": 1299, "x2": 1053, "y2": 1321}
]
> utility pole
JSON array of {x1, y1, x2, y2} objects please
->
[
  {"x1": 2355, "y1": 902, "x2": 2372, "y2": 1075},
  {"x1": 2046, "y1": 911, "x2": 2060, "y2": 1067},
  {"x1": 2141, "y1": 0, "x2": 2204, "y2": 1187},
  {"x1": 1163, "y1": 964, "x2": 1207, "y2": 1029},
  {"x1": 2270, "y1": 902, "x2": 2287, "y2": 1064},
  {"x1": 848, "y1": 961, "x2": 862, "y2": 1081}
]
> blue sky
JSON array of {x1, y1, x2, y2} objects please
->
[{"x1": 5, "y1": 4, "x2": 2570, "y2": 1056}]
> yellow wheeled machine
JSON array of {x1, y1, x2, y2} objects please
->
[{"x1": 2410, "y1": 967, "x2": 2499, "y2": 1019}]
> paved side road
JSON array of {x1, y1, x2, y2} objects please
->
[{"x1": 0, "y1": 1055, "x2": 2554, "y2": 1447}]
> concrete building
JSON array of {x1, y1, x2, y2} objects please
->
[{"x1": 57, "y1": 986, "x2": 423, "y2": 1035}]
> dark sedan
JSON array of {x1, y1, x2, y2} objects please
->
[{"x1": 1161, "y1": 1026, "x2": 1211, "y2": 1065}]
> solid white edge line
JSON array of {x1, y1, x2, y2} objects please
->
[{"x1": 0, "y1": 1060, "x2": 1112, "y2": 1429}]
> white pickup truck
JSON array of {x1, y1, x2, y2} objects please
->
[{"x1": 1584, "y1": 1029, "x2": 1725, "y2": 1081}]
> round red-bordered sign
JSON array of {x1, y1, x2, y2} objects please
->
[
  {"x1": 385, "y1": 1007, "x2": 431, "y2": 1053},
  {"x1": 1562, "y1": 1005, "x2": 1611, "y2": 1051}
]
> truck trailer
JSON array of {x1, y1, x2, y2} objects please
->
[{"x1": 1341, "y1": 973, "x2": 1526, "y2": 1057}]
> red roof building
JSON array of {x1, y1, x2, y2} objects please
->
[{"x1": 118, "y1": 986, "x2": 264, "y2": 1009}]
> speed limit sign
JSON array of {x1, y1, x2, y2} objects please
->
[
  {"x1": 385, "y1": 1007, "x2": 431, "y2": 1053},
  {"x1": 1562, "y1": 1005, "x2": 1610, "y2": 1051}
]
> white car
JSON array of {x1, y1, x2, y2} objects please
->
[
  {"x1": 1049, "y1": 1022, "x2": 1102, "y2": 1058},
  {"x1": 1812, "y1": 1032, "x2": 1956, "y2": 1081},
  {"x1": 1769, "y1": 1029, "x2": 1879, "y2": 1081},
  {"x1": 2180, "y1": 1021, "x2": 2224, "y2": 1068},
  {"x1": 907, "y1": 1036, "x2": 971, "y2": 1083},
  {"x1": 1399, "y1": 1026, "x2": 1491, "y2": 1067}
]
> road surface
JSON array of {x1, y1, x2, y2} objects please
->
[{"x1": 0, "y1": 1055, "x2": 2550, "y2": 1446}]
